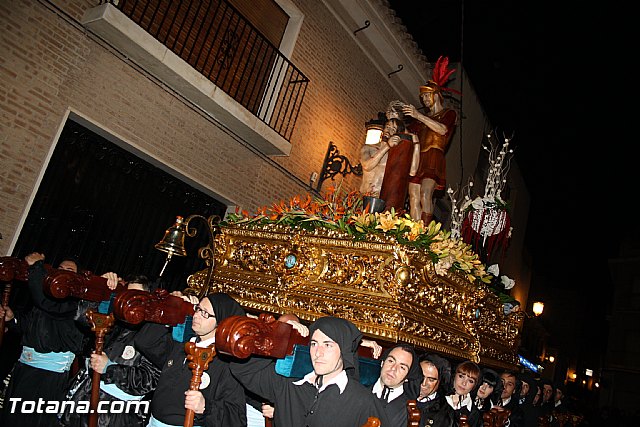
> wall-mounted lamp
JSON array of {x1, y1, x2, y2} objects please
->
[
  {"x1": 365, "y1": 112, "x2": 386, "y2": 145},
  {"x1": 316, "y1": 142, "x2": 362, "y2": 192},
  {"x1": 532, "y1": 301, "x2": 544, "y2": 316},
  {"x1": 155, "y1": 214, "x2": 221, "y2": 297}
]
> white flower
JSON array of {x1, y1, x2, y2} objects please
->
[
  {"x1": 434, "y1": 259, "x2": 453, "y2": 276},
  {"x1": 487, "y1": 264, "x2": 500, "y2": 276},
  {"x1": 471, "y1": 197, "x2": 485, "y2": 210},
  {"x1": 501, "y1": 275, "x2": 515, "y2": 290}
]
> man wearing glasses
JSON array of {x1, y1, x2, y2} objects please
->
[{"x1": 134, "y1": 292, "x2": 247, "y2": 427}]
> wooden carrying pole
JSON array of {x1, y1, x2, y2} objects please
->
[
  {"x1": 0, "y1": 282, "x2": 11, "y2": 348},
  {"x1": 362, "y1": 417, "x2": 381, "y2": 427},
  {"x1": 1, "y1": 257, "x2": 118, "y2": 348},
  {"x1": 86, "y1": 310, "x2": 115, "y2": 427},
  {"x1": 407, "y1": 400, "x2": 420, "y2": 427},
  {"x1": 0, "y1": 256, "x2": 30, "y2": 348},
  {"x1": 183, "y1": 342, "x2": 216, "y2": 427}
]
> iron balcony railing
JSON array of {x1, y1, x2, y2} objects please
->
[{"x1": 104, "y1": 0, "x2": 308, "y2": 141}]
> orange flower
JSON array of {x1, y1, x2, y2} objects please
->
[{"x1": 300, "y1": 194, "x2": 312, "y2": 210}]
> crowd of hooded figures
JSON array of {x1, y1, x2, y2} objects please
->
[{"x1": 0, "y1": 252, "x2": 573, "y2": 427}]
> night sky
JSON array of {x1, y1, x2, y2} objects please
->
[{"x1": 386, "y1": 0, "x2": 619, "y2": 375}]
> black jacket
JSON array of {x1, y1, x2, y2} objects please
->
[
  {"x1": 135, "y1": 323, "x2": 247, "y2": 427},
  {"x1": 231, "y1": 355, "x2": 389, "y2": 427},
  {"x1": 60, "y1": 324, "x2": 160, "y2": 427}
]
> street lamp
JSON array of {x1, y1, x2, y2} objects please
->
[
  {"x1": 532, "y1": 301, "x2": 544, "y2": 316},
  {"x1": 361, "y1": 112, "x2": 388, "y2": 214},
  {"x1": 364, "y1": 112, "x2": 385, "y2": 145}
]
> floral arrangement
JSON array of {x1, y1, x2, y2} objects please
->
[
  {"x1": 222, "y1": 185, "x2": 491, "y2": 284},
  {"x1": 448, "y1": 130, "x2": 514, "y2": 259},
  {"x1": 486, "y1": 264, "x2": 520, "y2": 314}
]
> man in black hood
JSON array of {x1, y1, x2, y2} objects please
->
[
  {"x1": 416, "y1": 353, "x2": 457, "y2": 427},
  {"x1": 519, "y1": 373, "x2": 543, "y2": 427},
  {"x1": 308, "y1": 316, "x2": 363, "y2": 379},
  {"x1": 231, "y1": 315, "x2": 389, "y2": 427},
  {"x1": 370, "y1": 343, "x2": 423, "y2": 426},
  {"x1": 135, "y1": 291, "x2": 247, "y2": 427}
]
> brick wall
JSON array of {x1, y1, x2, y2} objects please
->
[{"x1": 0, "y1": 0, "x2": 404, "y2": 254}]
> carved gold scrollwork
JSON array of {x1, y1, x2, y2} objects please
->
[
  {"x1": 185, "y1": 272, "x2": 207, "y2": 296},
  {"x1": 185, "y1": 225, "x2": 521, "y2": 369},
  {"x1": 305, "y1": 246, "x2": 329, "y2": 280}
]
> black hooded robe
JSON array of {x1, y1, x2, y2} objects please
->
[
  {"x1": 230, "y1": 316, "x2": 390, "y2": 427},
  {"x1": 59, "y1": 323, "x2": 161, "y2": 427},
  {"x1": 418, "y1": 394, "x2": 458, "y2": 427},
  {"x1": 134, "y1": 293, "x2": 247, "y2": 427},
  {"x1": 0, "y1": 261, "x2": 89, "y2": 427},
  {"x1": 370, "y1": 344, "x2": 424, "y2": 427}
]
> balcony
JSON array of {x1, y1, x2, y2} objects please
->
[{"x1": 83, "y1": 0, "x2": 310, "y2": 155}]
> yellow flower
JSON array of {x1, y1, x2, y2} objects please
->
[
  {"x1": 406, "y1": 221, "x2": 426, "y2": 241},
  {"x1": 223, "y1": 190, "x2": 494, "y2": 285},
  {"x1": 375, "y1": 212, "x2": 400, "y2": 232},
  {"x1": 352, "y1": 212, "x2": 374, "y2": 227},
  {"x1": 396, "y1": 216, "x2": 412, "y2": 228}
]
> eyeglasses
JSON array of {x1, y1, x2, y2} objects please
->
[{"x1": 194, "y1": 305, "x2": 215, "y2": 319}]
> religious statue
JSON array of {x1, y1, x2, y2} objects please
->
[{"x1": 403, "y1": 56, "x2": 459, "y2": 224}]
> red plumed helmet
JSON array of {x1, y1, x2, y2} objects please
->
[{"x1": 420, "y1": 56, "x2": 461, "y2": 95}]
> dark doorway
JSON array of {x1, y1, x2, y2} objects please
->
[{"x1": 11, "y1": 119, "x2": 227, "y2": 292}]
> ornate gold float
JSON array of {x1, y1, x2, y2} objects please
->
[{"x1": 187, "y1": 222, "x2": 523, "y2": 370}]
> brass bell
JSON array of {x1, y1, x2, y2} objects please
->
[
  {"x1": 155, "y1": 216, "x2": 189, "y2": 276},
  {"x1": 155, "y1": 216, "x2": 188, "y2": 257}
]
